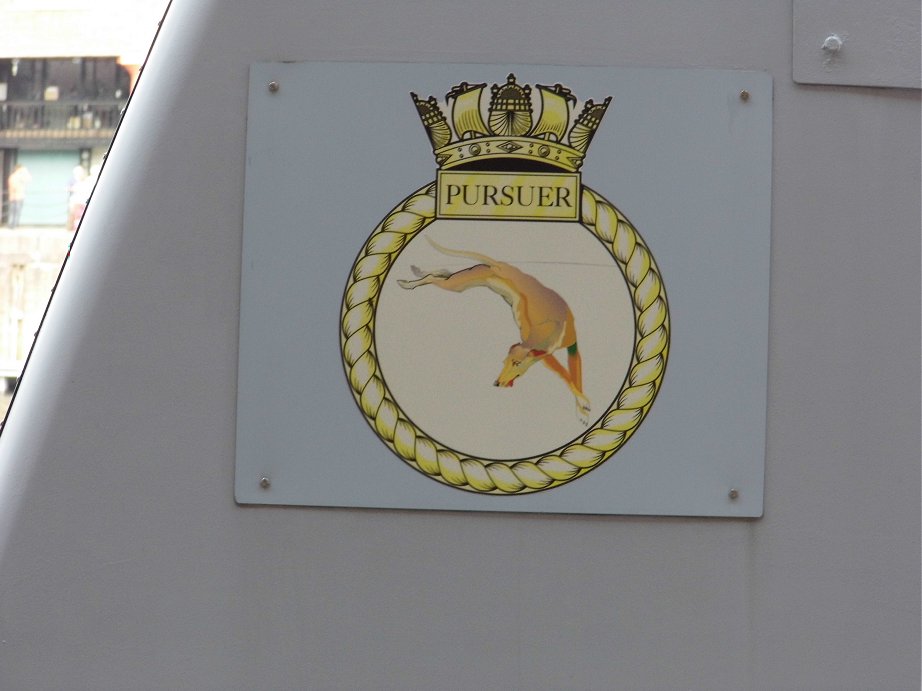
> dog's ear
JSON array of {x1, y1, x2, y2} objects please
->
[{"x1": 529, "y1": 349, "x2": 547, "y2": 358}]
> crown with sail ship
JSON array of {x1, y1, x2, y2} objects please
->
[{"x1": 412, "y1": 74, "x2": 611, "y2": 173}]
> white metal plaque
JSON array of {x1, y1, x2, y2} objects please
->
[
  {"x1": 793, "y1": 0, "x2": 921, "y2": 89},
  {"x1": 236, "y1": 62, "x2": 772, "y2": 516}
]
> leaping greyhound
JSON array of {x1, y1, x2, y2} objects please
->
[{"x1": 398, "y1": 238, "x2": 590, "y2": 422}]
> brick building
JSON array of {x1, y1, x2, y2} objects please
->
[{"x1": 0, "y1": 0, "x2": 165, "y2": 225}]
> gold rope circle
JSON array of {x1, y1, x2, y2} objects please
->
[{"x1": 341, "y1": 182, "x2": 670, "y2": 494}]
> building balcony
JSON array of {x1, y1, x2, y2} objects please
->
[{"x1": 0, "y1": 100, "x2": 125, "y2": 148}]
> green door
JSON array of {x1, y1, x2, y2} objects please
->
[{"x1": 16, "y1": 150, "x2": 80, "y2": 226}]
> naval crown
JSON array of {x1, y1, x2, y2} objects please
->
[{"x1": 412, "y1": 74, "x2": 611, "y2": 173}]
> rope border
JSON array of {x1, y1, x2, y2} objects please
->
[{"x1": 340, "y1": 182, "x2": 669, "y2": 494}]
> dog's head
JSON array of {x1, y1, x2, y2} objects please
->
[{"x1": 494, "y1": 344, "x2": 546, "y2": 388}]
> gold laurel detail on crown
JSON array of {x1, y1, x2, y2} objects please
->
[{"x1": 412, "y1": 74, "x2": 612, "y2": 173}]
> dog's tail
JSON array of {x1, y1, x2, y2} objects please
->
[{"x1": 426, "y1": 237, "x2": 499, "y2": 267}]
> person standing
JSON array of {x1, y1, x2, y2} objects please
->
[
  {"x1": 66, "y1": 165, "x2": 87, "y2": 231},
  {"x1": 7, "y1": 164, "x2": 32, "y2": 229}
]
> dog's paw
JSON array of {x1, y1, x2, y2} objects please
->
[
  {"x1": 576, "y1": 398, "x2": 591, "y2": 426},
  {"x1": 410, "y1": 264, "x2": 425, "y2": 278},
  {"x1": 397, "y1": 279, "x2": 415, "y2": 289}
]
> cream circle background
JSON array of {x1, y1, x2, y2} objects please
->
[{"x1": 375, "y1": 220, "x2": 635, "y2": 460}]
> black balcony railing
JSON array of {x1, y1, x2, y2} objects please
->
[{"x1": 0, "y1": 100, "x2": 126, "y2": 141}]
